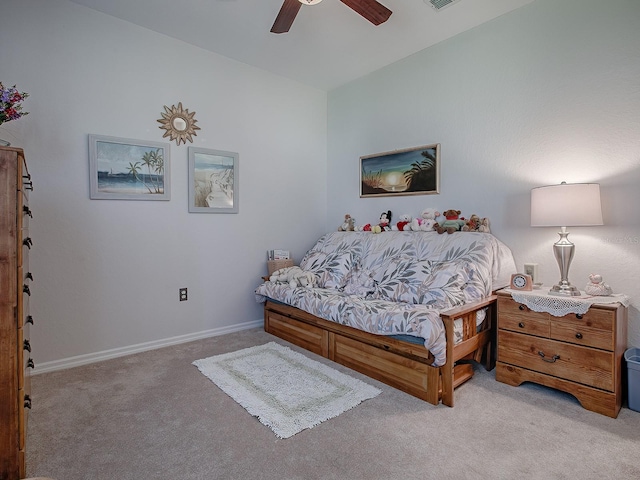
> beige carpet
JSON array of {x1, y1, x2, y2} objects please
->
[{"x1": 27, "y1": 327, "x2": 640, "y2": 479}]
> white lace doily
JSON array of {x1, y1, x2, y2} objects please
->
[{"x1": 504, "y1": 289, "x2": 630, "y2": 317}]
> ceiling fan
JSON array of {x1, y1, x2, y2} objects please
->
[{"x1": 271, "y1": 0, "x2": 392, "y2": 34}]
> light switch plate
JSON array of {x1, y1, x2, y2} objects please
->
[{"x1": 524, "y1": 263, "x2": 539, "y2": 283}]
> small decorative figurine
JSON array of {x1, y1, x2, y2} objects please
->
[{"x1": 585, "y1": 273, "x2": 613, "y2": 296}]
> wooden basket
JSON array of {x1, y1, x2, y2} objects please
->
[{"x1": 267, "y1": 259, "x2": 294, "y2": 276}]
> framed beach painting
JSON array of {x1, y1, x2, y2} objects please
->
[
  {"x1": 89, "y1": 135, "x2": 170, "y2": 200},
  {"x1": 188, "y1": 147, "x2": 239, "y2": 213},
  {"x1": 360, "y1": 143, "x2": 440, "y2": 198}
]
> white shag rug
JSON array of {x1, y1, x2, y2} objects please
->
[{"x1": 192, "y1": 342, "x2": 381, "y2": 438}]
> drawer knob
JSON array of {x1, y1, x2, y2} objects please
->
[
  {"x1": 23, "y1": 339, "x2": 31, "y2": 352},
  {"x1": 518, "y1": 305, "x2": 525, "y2": 311},
  {"x1": 23, "y1": 284, "x2": 31, "y2": 296},
  {"x1": 27, "y1": 358, "x2": 35, "y2": 369},
  {"x1": 26, "y1": 272, "x2": 34, "y2": 281},
  {"x1": 24, "y1": 395, "x2": 32, "y2": 409},
  {"x1": 26, "y1": 315, "x2": 34, "y2": 325},
  {"x1": 518, "y1": 322, "x2": 525, "y2": 328},
  {"x1": 23, "y1": 237, "x2": 33, "y2": 249},
  {"x1": 23, "y1": 205, "x2": 33, "y2": 218},
  {"x1": 575, "y1": 333, "x2": 583, "y2": 339},
  {"x1": 538, "y1": 351, "x2": 560, "y2": 363},
  {"x1": 576, "y1": 314, "x2": 583, "y2": 320}
]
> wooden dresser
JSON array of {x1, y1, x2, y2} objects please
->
[
  {"x1": 0, "y1": 146, "x2": 34, "y2": 480},
  {"x1": 496, "y1": 290, "x2": 627, "y2": 418}
]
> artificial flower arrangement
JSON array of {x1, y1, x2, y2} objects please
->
[{"x1": 0, "y1": 82, "x2": 29, "y2": 125}]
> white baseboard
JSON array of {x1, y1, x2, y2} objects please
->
[{"x1": 33, "y1": 319, "x2": 263, "y2": 375}]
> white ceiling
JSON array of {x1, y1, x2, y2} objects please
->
[{"x1": 68, "y1": 0, "x2": 535, "y2": 91}]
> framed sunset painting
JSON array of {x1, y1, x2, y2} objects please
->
[{"x1": 360, "y1": 143, "x2": 440, "y2": 197}]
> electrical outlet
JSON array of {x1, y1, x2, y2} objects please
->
[
  {"x1": 179, "y1": 288, "x2": 188, "y2": 301},
  {"x1": 524, "y1": 263, "x2": 538, "y2": 283}
]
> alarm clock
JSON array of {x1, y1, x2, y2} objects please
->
[{"x1": 510, "y1": 273, "x2": 533, "y2": 291}]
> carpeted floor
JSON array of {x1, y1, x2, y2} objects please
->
[{"x1": 26, "y1": 327, "x2": 640, "y2": 480}]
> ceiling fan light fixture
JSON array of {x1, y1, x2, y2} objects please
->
[{"x1": 299, "y1": 0, "x2": 322, "y2": 5}]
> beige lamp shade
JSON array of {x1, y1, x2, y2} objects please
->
[{"x1": 531, "y1": 182, "x2": 603, "y2": 227}]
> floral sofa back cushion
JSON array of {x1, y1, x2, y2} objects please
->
[{"x1": 298, "y1": 231, "x2": 515, "y2": 306}]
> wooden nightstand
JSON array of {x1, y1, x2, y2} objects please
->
[{"x1": 495, "y1": 290, "x2": 628, "y2": 418}]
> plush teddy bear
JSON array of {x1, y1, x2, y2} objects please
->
[
  {"x1": 462, "y1": 214, "x2": 480, "y2": 232},
  {"x1": 393, "y1": 213, "x2": 412, "y2": 231},
  {"x1": 338, "y1": 214, "x2": 355, "y2": 232},
  {"x1": 269, "y1": 266, "x2": 318, "y2": 288},
  {"x1": 434, "y1": 209, "x2": 466, "y2": 234},
  {"x1": 477, "y1": 217, "x2": 491, "y2": 233},
  {"x1": 410, "y1": 208, "x2": 441, "y2": 231},
  {"x1": 378, "y1": 210, "x2": 392, "y2": 231}
]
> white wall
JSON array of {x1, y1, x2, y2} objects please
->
[
  {"x1": 0, "y1": 0, "x2": 328, "y2": 366},
  {"x1": 2, "y1": 0, "x2": 639, "y2": 368},
  {"x1": 328, "y1": 0, "x2": 640, "y2": 347}
]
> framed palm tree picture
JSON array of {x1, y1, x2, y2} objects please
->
[
  {"x1": 360, "y1": 143, "x2": 440, "y2": 197},
  {"x1": 89, "y1": 134, "x2": 170, "y2": 200}
]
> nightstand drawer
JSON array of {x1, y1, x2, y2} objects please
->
[
  {"x1": 499, "y1": 314, "x2": 549, "y2": 337},
  {"x1": 550, "y1": 319, "x2": 614, "y2": 351},
  {"x1": 498, "y1": 296, "x2": 548, "y2": 321},
  {"x1": 498, "y1": 330, "x2": 614, "y2": 391}
]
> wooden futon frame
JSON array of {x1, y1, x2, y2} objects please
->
[{"x1": 264, "y1": 295, "x2": 497, "y2": 407}]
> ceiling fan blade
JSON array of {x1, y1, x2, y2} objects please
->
[
  {"x1": 340, "y1": 0, "x2": 392, "y2": 26},
  {"x1": 271, "y1": 0, "x2": 303, "y2": 34}
]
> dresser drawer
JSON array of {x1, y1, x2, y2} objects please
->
[
  {"x1": 498, "y1": 296, "x2": 548, "y2": 321},
  {"x1": 550, "y1": 319, "x2": 614, "y2": 351},
  {"x1": 499, "y1": 314, "x2": 549, "y2": 337},
  {"x1": 498, "y1": 330, "x2": 614, "y2": 391}
]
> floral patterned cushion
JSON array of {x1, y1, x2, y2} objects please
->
[
  {"x1": 342, "y1": 263, "x2": 376, "y2": 297},
  {"x1": 372, "y1": 257, "x2": 474, "y2": 306},
  {"x1": 299, "y1": 250, "x2": 354, "y2": 289}
]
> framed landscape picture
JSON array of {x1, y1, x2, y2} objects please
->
[
  {"x1": 89, "y1": 135, "x2": 170, "y2": 200},
  {"x1": 188, "y1": 147, "x2": 239, "y2": 213},
  {"x1": 360, "y1": 143, "x2": 440, "y2": 198}
]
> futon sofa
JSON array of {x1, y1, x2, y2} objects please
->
[{"x1": 255, "y1": 231, "x2": 516, "y2": 406}]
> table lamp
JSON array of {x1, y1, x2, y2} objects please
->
[{"x1": 530, "y1": 182, "x2": 603, "y2": 296}]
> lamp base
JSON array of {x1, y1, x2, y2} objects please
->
[
  {"x1": 548, "y1": 283, "x2": 582, "y2": 296},
  {"x1": 549, "y1": 227, "x2": 581, "y2": 296}
]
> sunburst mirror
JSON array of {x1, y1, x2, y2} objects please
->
[{"x1": 157, "y1": 102, "x2": 201, "y2": 146}]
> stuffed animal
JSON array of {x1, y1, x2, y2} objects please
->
[
  {"x1": 462, "y1": 214, "x2": 480, "y2": 232},
  {"x1": 393, "y1": 213, "x2": 412, "y2": 231},
  {"x1": 410, "y1": 208, "x2": 441, "y2": 231},
  {"x1": 269, "y1": 266, "x2": 318, "y2": 288},
  {"x1": 338, "y1": 214, "x2": 355, "y2": 232},
  {"x1": 477, "y1": 217, "x2": 491, "y2": 233},
  {"x1": 378, "y1": 210, "x2": 392, "y2": 231},
  {"x1": 434, "y1": 209, "x2": 466, "y2": 234}
]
